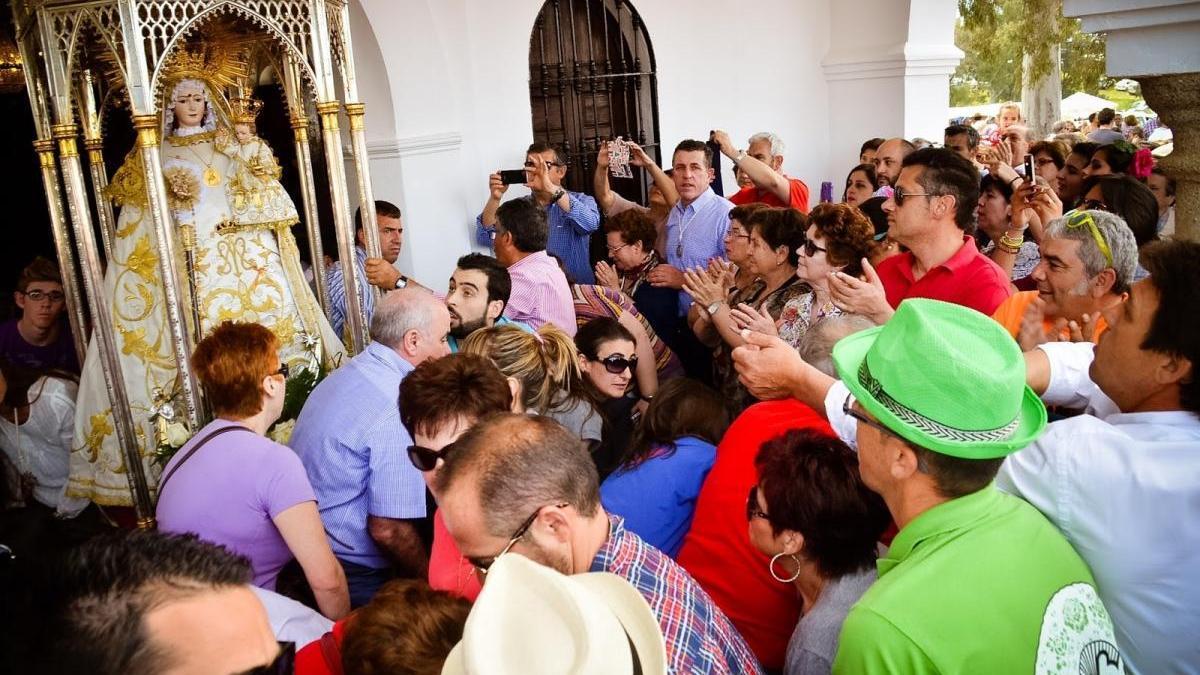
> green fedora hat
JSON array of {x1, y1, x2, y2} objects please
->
[{"x1": 832, "y1": 298, "x2": 1047, "y2": 459}]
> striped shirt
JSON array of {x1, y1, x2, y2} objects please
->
[
  {"x1": 591, "y1": 514, "x2": 764, "y2": 674},
  {"x1": 325, "y1": 246, "x2": 374, "y2": 341},
  {"x1": 665, "y1": 188, "x2": 732, "y2": 315},
  {"x1": 504, "y1": 250, "x2": 577, "y2": 336},
  {"x1": 475, "y1": 191, "x2": 601, "y2": 284},
  {"x1": 289, "y1": 341, "x2": 424, "y2": 568}
]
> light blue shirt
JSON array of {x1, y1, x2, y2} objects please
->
[
  {"x1": 475, "y1": 191, "x2": 601, "y2": 284},
  {"x1": 446, "y1": 316, "x2": 532, "y2": 353},
  {"x1": 665, "y1": 188, "x2": 731, "y2": 315},
  {"x1": 325, "y1": 246, "x2": 374, "y2": 341},
  {"x1": 289, "y1": 341, "x2": 424, "y2": 568}
]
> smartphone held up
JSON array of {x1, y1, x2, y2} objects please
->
[{"x1": 499, "y1": 169, "x2": 528, "y2": 186}]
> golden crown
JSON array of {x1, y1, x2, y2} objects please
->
[
  {"x1": 229, "y1": 95, "x2": 264, "y2": 124},
  {"x1": 159, "y1": 44, "x2": 252, "y2": 96}
]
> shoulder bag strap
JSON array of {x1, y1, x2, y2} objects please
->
[{"x1": 157, "y1": 425, "x2": 254, "y2": 499}]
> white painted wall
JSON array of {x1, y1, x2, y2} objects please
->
[{"x1": 346, "y1": 0, "x2": 958, "y2": 287}]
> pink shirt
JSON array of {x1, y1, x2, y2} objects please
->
[{"x1": 504, "y1": 250, "x2": 577, "y2": 336}]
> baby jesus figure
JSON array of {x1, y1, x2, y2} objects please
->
[{"x1": 217, "y1": 95, "x2": 300, "y2": 232}]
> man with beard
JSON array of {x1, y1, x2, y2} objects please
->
[
  {"x1": 871, "y1": 138, "x2": 915, "y2": 191},
  {"x1": 445, "y1": 253, "x2": 530, "y2": 352}
]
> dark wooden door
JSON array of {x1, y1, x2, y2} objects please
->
[{"x1": 529, "y1": 0, "x2": 660, "y2": 205}]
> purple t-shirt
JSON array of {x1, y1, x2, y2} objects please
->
[
  {"x1": 156, "y1": 419, "x2": 316, "y2": 590},
  {"x1": 0, "y1": 319, "x2": 79, "y2": 373}
]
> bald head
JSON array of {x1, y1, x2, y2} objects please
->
[
  {"x1": 873, "y1": 138, "x2": 915, "y2": 188},
  {"x1": 371, "y1": 288, "x2": 451, "y2": 365},
  {"x1": 799, "y1": 314, "x2": 877, "y2": 377},
  {"x1": 435, "y1": 413, "x2": 600, "y2": 535}
]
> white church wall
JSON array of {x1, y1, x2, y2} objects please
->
[{"x1": 347, "y1": 0, "x2": 955, "y2": 286}]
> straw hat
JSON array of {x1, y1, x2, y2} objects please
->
[
  {"x1": 441, "y1": 554, "x2": 667, "y2": 675},
  {"x1": 833, "y1": 298, "x2": 1047, "y2": 458}
]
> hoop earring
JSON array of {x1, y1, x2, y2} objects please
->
[{"x1": 769, "y1": 552, "x2": 801, "y2": 583}]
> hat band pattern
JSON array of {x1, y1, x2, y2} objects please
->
[{"x1": 858, "y1": 361, "x2": 1020, "y2": 443}]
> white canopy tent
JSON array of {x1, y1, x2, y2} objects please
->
[{"x1": 1059, "y1": 91, "x2": 1121, "y2": 119}]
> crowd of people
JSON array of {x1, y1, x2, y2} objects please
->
[{"x1": 1, "y1": 99, "x2": 1197, "y2": 675}]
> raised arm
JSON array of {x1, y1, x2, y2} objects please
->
[
  {"x1": 712, "y1": 129, "x2": 790, "y2": 202},
  {"x1": 593, "y1": 144, "x2": 617, "y2": 214},
  {"x1": 629, "y1": 142, "x2": 678, "y2": 208}
]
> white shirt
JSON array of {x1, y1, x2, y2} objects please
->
[
  {"x1": 0, "y1": 376, "x2": 88, "y2": 516},
  {"x1": 250, "y1": 586, "x2": 333, "y2": 649},
  {"x1": 996, "y1": 342, "x2": 1200, "y2": 675}
]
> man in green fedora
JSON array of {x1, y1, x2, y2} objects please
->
[{"x1": 753, "y1": 298, "x2": 1123, "y2": 672}]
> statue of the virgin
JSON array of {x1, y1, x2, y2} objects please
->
[{"x1": 66, "y1": 59, "x2": 344, "y2": 508}]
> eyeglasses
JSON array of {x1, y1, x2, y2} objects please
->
[
  {"x1": 1064, "y1": 209, "x2": 1114, "y2": 268},
  {"x1": 724, "y1": 229, "x2": 751, "y2": 241},
  {"x1": 591, "y1": 353, "x2": 637, "y2": 374},
  {"x1": 274, "y1": 362, "x2": 289, "y2": 379},
  {"x1": 21, "y1": 290, "x2": 65, "y2": 303},
  {"x1": 892, "y1": 186, "x2": 938, "y2": 206},
  {"x1": 523, "y1": 160, "x2": 564, "y2": 169},
  {"x1": 606, "y1": 242, "x2": 630, "y2": 256},
  {"x1": 468, "y1": 502, "x2": 569, "y2": 575},
  {"x1": 746, "y1": 485, "x2": 770, "y2": 522},
  {"x1": 802, "y1": 240, "x2": 827, "y2": 257},
  {"x1": 406, "y1": 441, "x2": 453, "y2": 472},
  {"x1": 843, "y1": 394, "x2": 901, "y2": 439}
]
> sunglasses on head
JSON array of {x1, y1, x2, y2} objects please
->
[
  {"x1": 407, "y1": 441, "x2": 453, "y2": 472},
  {"x1": 892, "y1": 186, "x2": 938, "y2": 206},
  {"x1": 592, "y1": 353, "x2": 637, "y2": 374},
  {"x1": 1064, "y1": 209, "x2": 1114, "y2": 268}
]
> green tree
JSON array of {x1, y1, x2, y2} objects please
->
[{"x1": 952, "y1": 0, "x2": 1107, "y2": 106}]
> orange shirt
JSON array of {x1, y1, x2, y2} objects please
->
[
  {"x1": 729, "y1": 175, "x2": 810, "y2": 213},
  {"x1": 992, "y1": 290, "x2": 1109, "y2": 342}
]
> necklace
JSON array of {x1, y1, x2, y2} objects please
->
[{"x1": 184, "y1": 144, "x2": 222, "y2": 187}]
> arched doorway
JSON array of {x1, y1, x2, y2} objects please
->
[{"x1": 528, "y1": 0, "x2": 661, "y2": 205}]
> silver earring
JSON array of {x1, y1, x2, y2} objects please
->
[{"x1": 769, "y1": 552, "x2": 801, "y2": 583}]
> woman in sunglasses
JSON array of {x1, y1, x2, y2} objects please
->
[
  {"x1": 574, "y1": 316, "x2": 657, "y2": 480},
  {"x1": 736, "y1": 203, "x2": 875, "y2": 352},
  {"x1": 156, "y1": 322, "x2": 349, "y2": 621},
  {"x1": 748, "y1": 429, "x2": 890, "y2": 675},
  {"x1": 600, "y1": 378, "x2": 729, "y2": 557}
]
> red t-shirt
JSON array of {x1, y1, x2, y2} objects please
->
[
  {"x1": 729, "y1": 175, "x2": 810, "y2": 213},
  {"x1": 428, "y1": 510, "x2": 482, "y2": 601},
  {"x1": 294, "y1": 618, "x2": 347, "y2": 675},
  {"x1": 675, "y1": 399, "x2": 833, "y2": 670},
  {"x1": 876, "y1": 235, "x2": 1012, "y2": 316}
]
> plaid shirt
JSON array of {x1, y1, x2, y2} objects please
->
[{"x1": 590, "y1": 514, "x2": 763, "y2": 674}]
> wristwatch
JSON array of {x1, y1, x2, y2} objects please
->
[
  {"x1": 394, "y1": 275, "x2": 409, "y2": 290},
  {"x1": 735, "y1": 150, "x2": 748, "y2": 164},
  {"x1": 706, "y1": 300, "x2": 723, "y2": 316},
  {"x1": 551, "y1": 188, "x2": 567, "y2": 202}
]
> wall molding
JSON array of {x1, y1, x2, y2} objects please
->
[
  {"x1": 345, "y1": 132, "x2": 464, "y2": 160},
  {"x1": 822, "y1": 47, "x2": 963, "y2": 82}
]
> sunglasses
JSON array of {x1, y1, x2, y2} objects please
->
[
  {"x1": 801, "y1": 239, "x2": 827, "y2": 257},
  {"x1": 592, "y1": 353, "x2": 637, "y2": 374},
  {"x1": 274, "y1": 362, "x2": 289, "y2": 379},
  {"x1": 746, "y1": 485, "x2": 770, "y2": 522},
  {"x1": 406, "y1": 442, "x2": 452, "y2": 472},
  {"x1": 467, "y1": 502, "x2": 570, "y2": 575},
  {"x1": 892, "y1": 186, "x2": 938, "y2": 206},
  {"x1": 1064, "y1": 209, "x2": 1114, "y2": 267}
]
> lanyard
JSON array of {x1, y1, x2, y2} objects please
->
[{"x1": 674, "y1": 205, "x2": 702, "y2": 259}]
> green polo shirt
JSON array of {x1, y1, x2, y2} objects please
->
[{"x1": 833, "y1": 486, "x2": 1122, "y2": 674}]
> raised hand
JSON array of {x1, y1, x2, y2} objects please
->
[
  {"x1": 732, "y1": 329, "x2": 804, "y2": 400},
  {"x1": 594, "y1": 260, "x2": 621, "y2": 290},
  {"x1": 488, "y1": 171, "x2": 508, "y2": 201},
  {"x1": 681, "y1": 266, "x2": 725, "y2": 307},
  {"x1": 829, "y1": 258, "x2": 892, "y2": 325}
]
